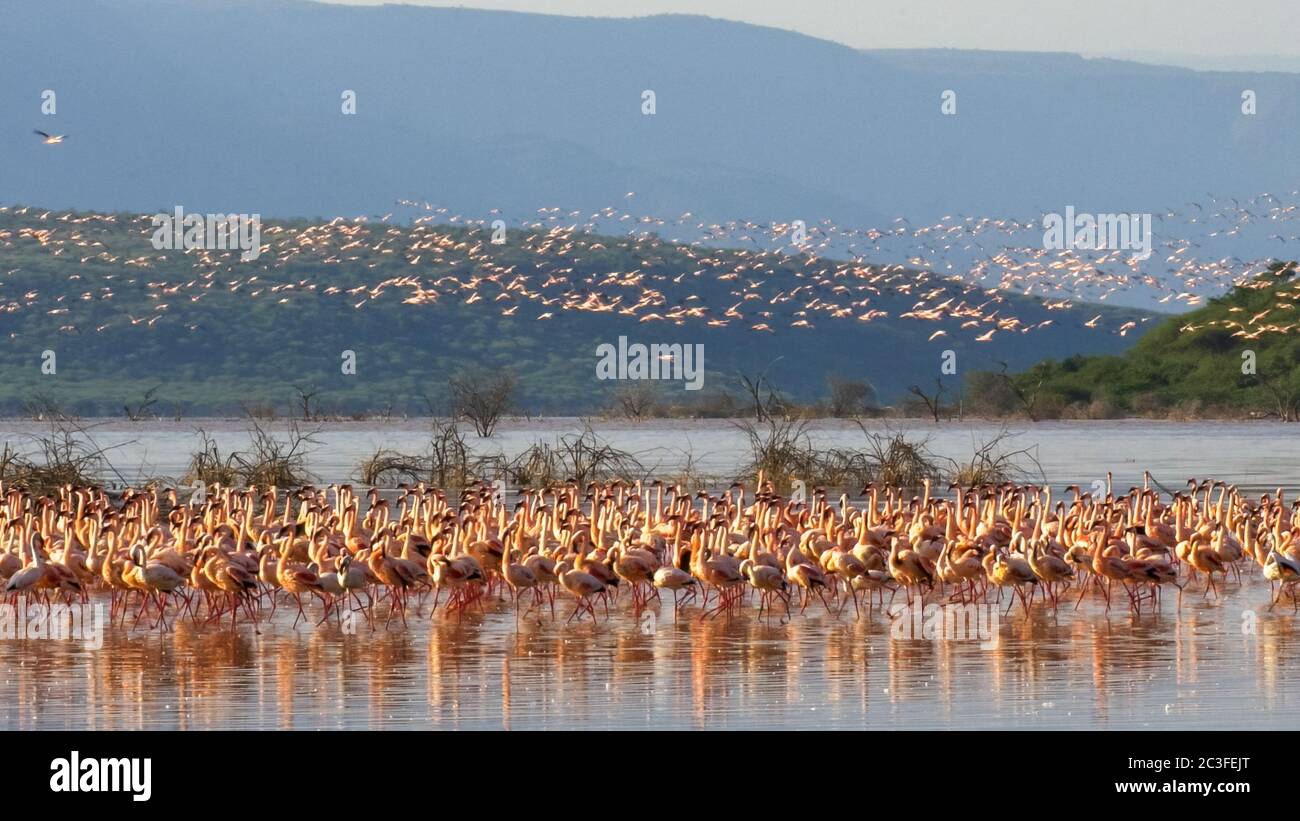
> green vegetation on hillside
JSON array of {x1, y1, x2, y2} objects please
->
[{"x1": 976, "y1": 262, "x2": 1300, "y2": 419}]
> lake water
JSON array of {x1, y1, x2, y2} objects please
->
[
  {"x1": 1, "y1": 416, "x2": 1294, "y2": 493},
  {"x1": 1, "y1": 418, "x2": 1297, "y2": 730}
]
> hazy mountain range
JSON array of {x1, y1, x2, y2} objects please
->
[{"x1": 5, "y1": 0, "x2": 1299, "y2": 230}]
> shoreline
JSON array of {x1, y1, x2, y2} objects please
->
[{"x1": 1, "y1": 414, "x2": 1293, "y2": 431}]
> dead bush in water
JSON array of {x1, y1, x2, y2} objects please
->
[
  {"x1": 185, "y1": 430, "x2": 240, "y2": 488},
  {"x1": 852, "y1": 424, "x2": 941, "y2": 488},
  {"x1": 942, "y1": 428, "x2": 1043, "y2": 487},
  {"x1": 734, "y1": 417, "x2": 827, "y2": 492},
  {"x1": 0, "y1": 421, "x2": 126, "y2": 497},
  {"x1": 503, "y1": 424, "x2": 645, "y2": 487},
  {"x1": 736, "y1": 418, "x2": 941, "y2": 491},
  {"x1": 185, "y1": 423, "x2": 319, "y2": 489},
  {"x1": 356, "y1": 449, "x2": 426, "y2": 486},
  {"x1": 352, "y1": 419, "x2": 493, "y2": 488},
  {"x1": 425, "y1": 417, "x2": 482, "y2": 487},
  {"x1": 234, "y1": 423, "x2": 319, "y2": 487}
]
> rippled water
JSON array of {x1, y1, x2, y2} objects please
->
[{"x1": 1, "y1": 418, "x2": 1297, "y2": 730}]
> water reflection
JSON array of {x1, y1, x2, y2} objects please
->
[{"x1": 2, "y1": 575, "x2": 1298, "y2": 730}]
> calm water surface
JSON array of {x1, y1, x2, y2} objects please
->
[
  {"x1": 1, "y1": 416, "x2": 1296, "y2": 492},
  {"x1": 1, "y1": 418, "x2": 1297, "y2": 730},
  {"x1": 1, "y1": 585, "x2": 1295, "y2": 730}
]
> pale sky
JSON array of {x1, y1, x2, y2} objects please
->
[{"x1": 327, "y1": 0, "x2": 1300, "y2": 64}]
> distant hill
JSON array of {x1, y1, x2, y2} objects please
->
[
  {"x1": 994, "y1": 261, "x2": 1300, "y2": 419},
  {"x1": 4, "y1": 0, "x2": 1299, "y2": 230},
  {"x1": 0, "y1": 207, "x2": 1152, "y2": 416}
]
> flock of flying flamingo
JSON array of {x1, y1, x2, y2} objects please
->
[
  {"x1": 2, "y1": 473, "x2": 1297, "y2": 634},
  {"x1": 4, "y1": 186, "x2": 1300, "y2": 345}
]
